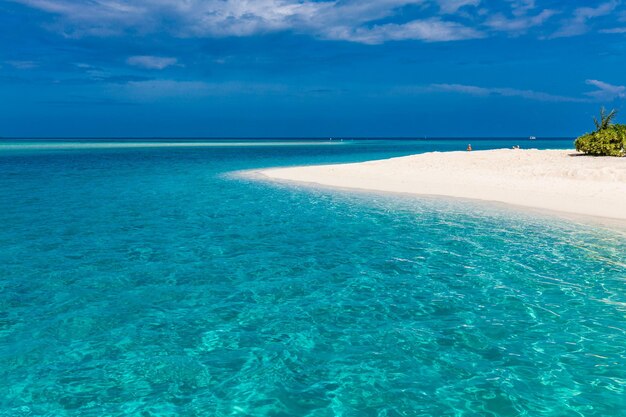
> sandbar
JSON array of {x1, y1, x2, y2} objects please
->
[{"x1": 258, "y1": 149, "x2": 626, "y2": 221}]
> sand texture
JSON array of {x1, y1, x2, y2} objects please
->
[{"x1": 259, "y1": 149, "x2": 626, "y2": 220}]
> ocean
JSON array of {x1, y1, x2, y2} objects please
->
[{"x1": 1, "y1": 139, "x2": 624, "y2": 416}]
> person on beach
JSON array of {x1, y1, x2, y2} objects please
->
[{"x1": 467, "y1": 144, "x2": 472, "y2": 151}]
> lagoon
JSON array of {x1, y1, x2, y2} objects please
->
[{"x1": 1, "y1": 139, "x2": 624, "y2": 416}]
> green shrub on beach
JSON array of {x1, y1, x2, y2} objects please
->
[
  {"x1": 575, "y1": 125, "x2": 626, "y2": 157},
  {"x1": 575, "y1": 107, "x2": 626, "y2": 157}
]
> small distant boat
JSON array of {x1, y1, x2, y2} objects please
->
[{"x1": 529, "y1": 136, "x2": 537, "y2": 140}]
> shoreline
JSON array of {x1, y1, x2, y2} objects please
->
[{"x1": 255, "y1": 149, "x2": 626, "y2": 223}]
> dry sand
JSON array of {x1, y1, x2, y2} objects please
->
[{"x1": 258, "y1": 149, "x2": 626, "y2": 221}]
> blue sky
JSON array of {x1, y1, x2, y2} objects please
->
[{"x1": 1, "y1": 0, "x2": 625, "y2": 137}]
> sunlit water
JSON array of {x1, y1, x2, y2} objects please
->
[{"x1": 1, "y1": 139, "x2": 624, "y2": 417}]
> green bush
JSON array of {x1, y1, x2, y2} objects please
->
[
  {"x1": 575, "y1": 124, "x2": 626, "y2": 157},
  {"x1": 575, "y1": 107, "x2": 626, "y2": 157}
]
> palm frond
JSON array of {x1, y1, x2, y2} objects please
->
[
  {"x1": 603, "y1": 108, "x2": 618, "y2": 129},
  {"x1": 593, "y1": 107, "x2": 619, "y2": 131}
]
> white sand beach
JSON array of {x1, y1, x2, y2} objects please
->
[{"x1": 259, "y1": 149, "x2": 626, "y2": 221}]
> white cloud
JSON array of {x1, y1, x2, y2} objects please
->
[
  {"x1": 423, "y1": 80, "x2": 626, "y2": 103},
  {"x1": 486, "y1": 9, "x2": 556, "y2": 33},
  {"x1": 11, "y1": 0, "x2": 425, "y2": 39},
  {"x1": 7, "y1": 0, "x2": 503, "y2": 44},
  {"x1": 324, "y1": 19, "x2": 484, "y2": 44},
  {"x1": 437, "y1": 0, "x2": 481, "y2": 14},
  {"x1": 127, "y1": 56, "x2": 178, "y2": 70},
  {"x1": 428, "y1": 83, "x2": 587, "y2": 102},
  {"x1": 14, "y1": 0, "x2": 622, "y2": 44},
  {"x1": 551, "y1": 1, "x2": 618, "y2": 38},
  {"x1": 5, "y1": 60, "x2": 39, "y2": 69},
  {"x1": 507, "y1": 0, "x2": 536, "y2": 17},
  {"x1": 585, "y1": 79, "x2": 626, "y2": 101},
  {"x1": 600, "y1": 27, "x2": 626, "y2": 33},
  {"x1": 108, "y1": 79, "x2": 288, "y2": 102}
]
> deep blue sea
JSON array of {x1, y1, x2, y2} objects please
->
[{"x1": 1, "y1": 139, "x2": 625, "y2": 417}]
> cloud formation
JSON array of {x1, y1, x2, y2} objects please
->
[
  {"x1": 7, "y1": 0, "x2": 576, "y2": 44},
  {"x1": 5, "y1": 60, "x2": 39, "y2": 69},
  {"x1": 11, "y1": 0, "x2": 481, "y2": 42},
  {"x1": 323, "y1": 18, "x2": 484, "y2": 44},
  {"x1": 550, "y1": 1, "x2": 618, "y2": 38},
  {"x1": 486, "y1": 9, "x2": 556, "y2": 33},
  {"x1": 127, "y1": 56, "x2": 178, "y2": 70},
  {"x1": 428, "y1": 79, "x2": 626, "y2": 103},
  {"x1": 585, "y1": 80, "x2": 626, "y2": 101},
  {"x1": 429, "y1": 83, "x2": 586, "y2": 102},
  {"x1": 8, "y1": 0, "x2": 626, "y2": 45}
]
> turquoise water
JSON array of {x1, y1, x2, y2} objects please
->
[{"x1": 1, "y1": 139, "x2": 625, "y2": 417}]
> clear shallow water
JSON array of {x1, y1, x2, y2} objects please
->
[{"x1": 1, "y1": 139, "x2": 625, "y2": 417}]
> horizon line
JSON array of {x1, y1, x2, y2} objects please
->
[{"x1": 1, "y1": 136, "x2": 574, "y2": 140}]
